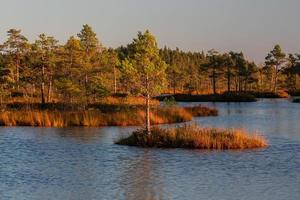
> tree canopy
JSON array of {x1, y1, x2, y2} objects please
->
[{"x1": 0, "y1": 26, "x2": 299, "y2": 105}]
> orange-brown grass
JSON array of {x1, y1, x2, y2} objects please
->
[
  {"x1": 0, "y1": 106, "x2": 194, "y2": 127},
  {"x1": 184, "y1": 105, "x2": 218, "y2": 117},
  {"x1": 4, "y1": 96, "x2": 160, "y2": 108},
  {"x1": 277, "y1": 90, "x2": 290, "y2": 98},
  {"x1": 116, "y1": 124, "x2": 268, "y2": 150}
]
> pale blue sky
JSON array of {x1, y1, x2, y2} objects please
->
[{"x1": 0, "y1": 0, "x2": 299, "y2": 62}]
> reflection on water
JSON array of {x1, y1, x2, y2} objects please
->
[
  {"x1": 120, "y1": 150, "x2": 165, "y2": 200},
  {"x1": 0, "y1": 99, "x2": 300, "y2": 200},
  {"x1": 54, "y1": 128, "x2": 100, "y2": 143}
]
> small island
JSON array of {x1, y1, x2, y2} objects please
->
[{"x1": 116, "y1": 124, "x2": 267, "y2": 150}]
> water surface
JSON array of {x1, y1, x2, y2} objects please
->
[{"x1": 0, "y1": 99, "x2": 299, "y2": 200}]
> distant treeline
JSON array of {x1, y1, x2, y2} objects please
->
[
  {"x1": 0, "y1": 24, "x2": 300, "y2": 104},
  {"x1": 159, "y1": 46, "x2": 300, "y2": 95}
]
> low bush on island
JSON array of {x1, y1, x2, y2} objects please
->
[{"x1": 116, "y1": 124, "x2": 268, "y2": 150}]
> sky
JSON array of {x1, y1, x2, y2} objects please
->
[{"x1": 0, "y1": 0, "x2": 299, "y2": 63}]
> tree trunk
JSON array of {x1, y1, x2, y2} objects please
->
[
  {"x1": 227, "y1": 66, "x2": 231, "y2": 92},
  {"x1": 16, "y1": 58, "x2": 20, "y2": 90},
  {"x1": 259, "y1": 71, "x2": 263, "y2": 92},
  {"x1": 273, "y1": 66, "x2": 279, "y2": 92},
  {"x1": 47, "y1": 79, "x2": 52, "y2": 103},
  {"x1": 113, "y1": 66, "x2": 117, "y2": 94},
  {"x1": 197, "y1": 77, "x2": 202, "y2": 94},
  {"x1": 85, "y1": 73, "x2": 88, "y2": 104},
  {"x1": 41, "y1": 83, "x2": 45, "y2": 104},
  {"x1": 172, "y1": 71, "x2": 176, "y2": 95},
  {"x1": 245, "y1": 79, "x2": 248, "y2": 92},
  {"x1": 41, "y1": 65, "x2": 45, "y2": 104},
  {"x1": 295, "y1": 74, "x2": 298, "y2": 91},
  {"x1": 238, "y1": 75, "x2": 242, "y2": 92},
  {"x1": 146, "y1": 93, "x2": 151, "y2": 135},
  {"x1": 0, "y1": 94, "x2": 2, "y2": 108},
  {"x1": 146, "y1": 74, "x2": 151, "y2": 135},
  {"x1": 235, "y1": 76, "x2": 238, "y2": 92},
  {"x1": 212, "y1": 68, "x2": 216, "y2": 95},
  {"x1": 0, "y1": 85, "x2": 3, "y2": 107}
]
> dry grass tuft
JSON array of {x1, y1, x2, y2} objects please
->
[
  {"x1": 0, "y1": 106, "x2": 196, "y2": 127},
  {"x1": 116, "y1": 124, "x2": 268, "y2": 150},
  {"x1": 184, "y1": 105, "x2": 218, "y2": 117}
]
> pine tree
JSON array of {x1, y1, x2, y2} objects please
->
[
  {"x1": 1, "y1": 29, "x2": 30, "y2": 90},
  {"x1": 121, "y1": 30, "x2": 167, "y2": 134},
  {"x1": 32, "y1": 34, "x2": 59, "y2": 104},
  {"x1": 77, "y1": 24, "x2": 102, "y2": 103},
  {"x1": 55, "y1": 36, "x2": 84, "y2": 102},
  {"x1": 202, "y1": 50, "x2": 223, "y2": 94},
  {"x1": 99, "y1": 48, "x2": 120, "y2": 94},
  {"x1": 265, "y1": 45, "x2": 286, "y2": 92},
  {"x1": 0, "y1": 53, "x2": 14, "y2": 103}
]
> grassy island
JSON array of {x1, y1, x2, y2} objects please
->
[{"x1": 116, "y1": 124, "x2": 268, "y2": 150}]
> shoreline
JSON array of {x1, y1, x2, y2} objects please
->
[
  {"x1": 156, "y1": 91, "x2": 290, "y2": 103},
  {"x1": 0, "y1": 104, "x2": 218, "y2": 128}
]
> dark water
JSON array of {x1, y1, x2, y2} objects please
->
[{"x1": 0, "y1": 99, "x2": 300, "y2": 200}]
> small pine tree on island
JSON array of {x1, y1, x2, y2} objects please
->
[{"x1": 121, "y1": 30, "x2": 167, "y2": 134}]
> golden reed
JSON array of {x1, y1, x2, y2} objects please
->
[
  {"x1": 0, "y1": 106, "x2": 197, "y2": 127},
  {"x1": 116, "y1": 124, "x2": 268, "y2": 150}
]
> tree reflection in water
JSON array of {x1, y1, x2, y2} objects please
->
[
  {"x1": 119, "y1": 149, "x2": 165, "y2": 200},
  {"x1": 53, "y1": 127, "x2": 104, "y2": 143}
]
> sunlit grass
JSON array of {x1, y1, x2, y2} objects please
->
[
  {"x1": 0, "y1": 105, "x2": 217, "y2": 127},
  {"x1": 184, "y1": 105, "x2": 218, "y2": 117},
  {"x1": 116, "y1": 124, "x2": 268, "y2": 150}
]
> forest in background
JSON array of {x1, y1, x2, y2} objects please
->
[{"x1": 0, "y1": 24, "x2": 300, "y2": 105}]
